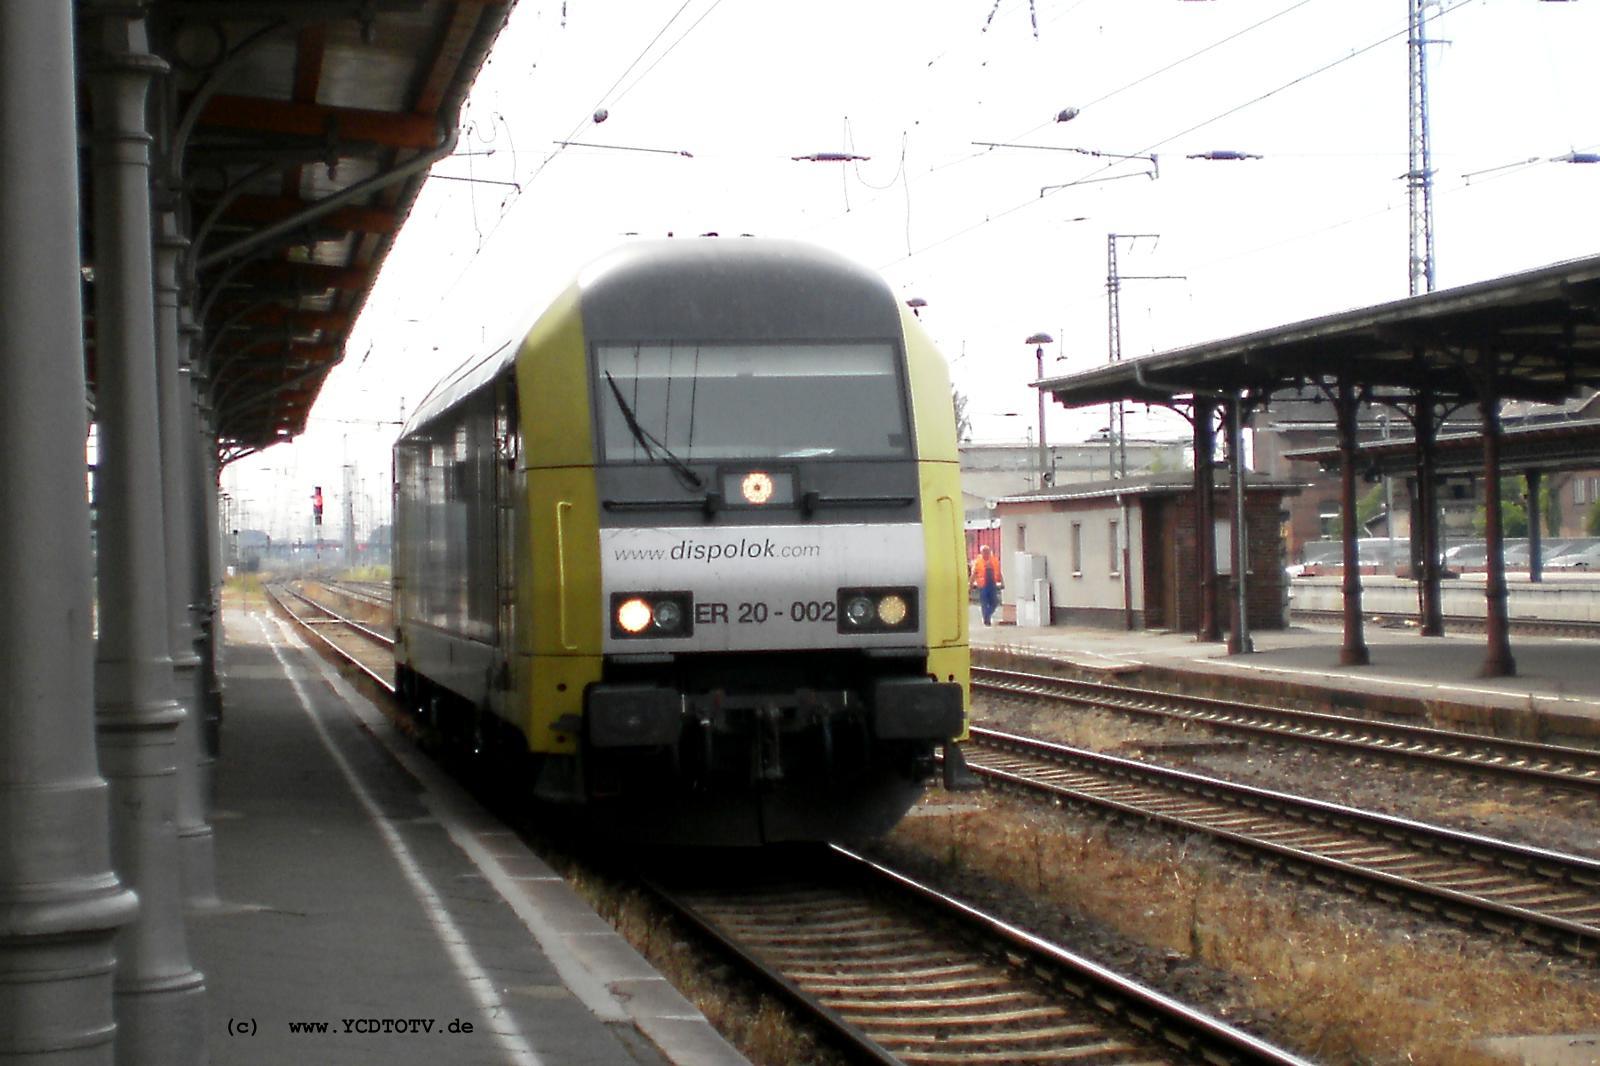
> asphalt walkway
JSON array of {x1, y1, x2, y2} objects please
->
[{"x1": 188, "y1": 607, "x2": 748, "y2": 1066}]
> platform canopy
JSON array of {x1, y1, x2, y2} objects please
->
[
  {"x1": 80, "y1": 1, "x2": 514, "y2": 462},
  {"x1": 1286, "y1": 416, "x2": 1600, "y2": 477},
  {"x1": 1036, "y1": 253, "x2": 1600, "y2": 410}
]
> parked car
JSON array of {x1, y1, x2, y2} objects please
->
[
  {"x1": 1291, "y1": 537, "x2": 1409, "y2": 575},
  {"x1": 1546, "y1": 542, "x2": 1600, "y2": 570},
  {"x1": 1505, "y1": 537, "x2": 1585, "y2": 568},
  {"x1": 1443, "y1": 541, "x2": 1489, "y2": 568},
  {"x1": 1288, "y1": 539, "x2": 1344, "y2": 577}
]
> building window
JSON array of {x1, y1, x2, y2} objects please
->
[
  {"x1": 1577, "y1": 479, "x2": 1589, "y2": 506},
  {"x1": 1108, "y1": 519, "x2": 1120, "y2": 576},
  {"x1": 1017, "y1": 523, "x2": 1027, "y2": 551},
  {"x1": 1071, "y1": 522, "x2": 1083, "y2": 576}
]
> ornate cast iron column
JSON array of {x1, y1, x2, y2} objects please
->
[
  {"x1": 85, "y1": 2, "x2": 208, "y2": 1060},
  {"x1": 154, "y1": 211, "x2": 217, "y2": 906},
  {"x1": 0, "y1": 2, "x2": 139, "y2": 1061}
]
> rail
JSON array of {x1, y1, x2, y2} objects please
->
[
  {"x1": 973, "y1": 664, "x2": 1600, "y2": 793},
  {"x1": 650, "y1": 846, "x2": 1313, "y2": 1066},
  {"x1": 967, "y1": 726, "x2": 1600, "y2": 958}
]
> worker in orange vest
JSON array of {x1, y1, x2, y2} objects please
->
[{"x1": 970, "y1": 544, "x2": 1004, "y2": 626}]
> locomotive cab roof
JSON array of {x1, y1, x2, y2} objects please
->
[{"x1": 401, "y1": 238, "x2": 904, "y2": 437}]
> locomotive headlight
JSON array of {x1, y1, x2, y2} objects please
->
[
  {"x1": 616, "y1": 597, "x2": 654, "y2": 634},
  {"x1": 843, "y1": 595, "x2": 875, "y2": 627},
  {"x1": 653, "y1": 599, "x2": 684, "y2": 632},
  {"x1": 611, "y1": 591, "x2": 694, "y2": 639},
  {"x1": 875, "y1": 593, "x2": 909, "y2": 627},
  {"x1": 836, "y1": 587, "x2": 917, "y2": 633}
]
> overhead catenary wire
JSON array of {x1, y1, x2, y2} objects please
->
[
  {"x1": 529, "y1": 0, "x2": 702, "y2": 184},
  {"x1": 877, "y1": 0, "x2": 1487, "y2": 269},
  {"x1": 403, "y1": 0, "x2": 729, "y2": 340},
  {"x1": 916, "y1": 0, "x2": 1323, "y2": 185},
  {"x1": 786, "y1": 0, "x2": 1332, "y2": 256},
  {"x1": 607, "y1": 0, "x2": 731, "y2": 111}
]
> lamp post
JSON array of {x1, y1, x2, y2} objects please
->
[{"x1": 1025, "y1": 333, "x2": 1054, "y2": 486}]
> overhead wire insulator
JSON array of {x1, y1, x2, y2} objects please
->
[{"x1": 790, "y1": 152, "x2": 871, "y2": 162}]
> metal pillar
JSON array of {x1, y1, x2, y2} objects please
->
[
  {"x1": 1226, "y1": 396, "x2": 1253, "y2": 655},
  {"x1": 179, "y1": 312, "x2": 221, "y2": 805},
  {"x1": 155, "y1": 212, "x2": 217, "y2": 906},
  {"x1": 1414, "y1": 383, "x2": 1444, "y2": 635},
  {"x1": 1527, "y1": 468, "x2": 1544, "y2": 584},
  {"x1": 1334, "y1": 376, "x2": 1370, "y2": 666},
  {"x1": 85, "y1": 5, "x2": 208, "y2": 1061},
  {"x1": 202, "y1": 401, "x2": 226, "y2": 754},
  {"x1": 0, "y1": 3, "x2": 141, "y2": 1060},
  {"x1": 1478, "y1": 376, "x2": 1516, "y2": 677},
  {"x1": 1192, "y1": 397, "x2": 1222, "y2": 641}
]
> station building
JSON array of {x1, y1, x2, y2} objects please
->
[{"x1": 993, "y1": 473, "x2": 1297, "y2": 631}]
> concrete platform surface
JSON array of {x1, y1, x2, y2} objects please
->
[
  {"x1": 189, "y1": 607, "x2": 749, "y2": 1066},
  {"x1": 971, "y1": 607, "x2": 1600, "y2": 743}
]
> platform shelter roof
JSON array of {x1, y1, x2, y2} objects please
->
[
  {"x1": 80, "y1": 1, "x2": 515, "y2": 463},
  {"x1": 1284, "y1": 417, "x2": 1600, "y2": 477},
  {"x1": 1036, "y1": 253, "x2": 1600, "y2": 411}
]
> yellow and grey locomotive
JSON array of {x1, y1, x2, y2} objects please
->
[{"x1": 393, "y1": 239, "x2": 969, "y2": 844}]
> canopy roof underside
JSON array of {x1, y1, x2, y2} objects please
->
[
  {"x1": 80, "y1": 0, "x2": 514, "y2": 461},
  {"x1": 1038, "y1": 254, "x2": 1600, "y2": 410}
]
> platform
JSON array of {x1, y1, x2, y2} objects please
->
[
  {"x1": 188, "y1": 606, "x2": 749, "y2": 1066},
  {"x1": 970, "y1": 607, "x2": 1600, "y2": 745}
]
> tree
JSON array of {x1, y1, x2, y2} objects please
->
[
  {"x1": 1541, "y1": 478, "x2": 1560, "y2": 536},
  {"x1": 1474, "y1": 475, "x2": 1529, "y2": 538},
  {"x1": 951, "y1": 386, "x2": 972, "y2": 443},
  {"x1": 1357, "y1": 483, "x2": 1386, "y2": 532},
  {"x1": 1328, "y1": 483, "x2": 1385, "y2": 537},
  {"x1": 1586, "y1": 497, "x2": 1600, "y2": 536}
]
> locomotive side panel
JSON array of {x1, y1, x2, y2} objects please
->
[
  {"x1": 513, "y1": 285, "x2": 602, "y2": 757},
  {"x1": 903, "y1": 307, "x2": 971, "y2": 724},
  {"x1": 392, "y1": 388, "x2": 502, "y2": 710}
]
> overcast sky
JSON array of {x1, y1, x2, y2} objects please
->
[{"x1": 222, "y1": 0, "x2": 1600, "y2": 540}]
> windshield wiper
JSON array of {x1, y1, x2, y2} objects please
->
[{"x1": 602, "y1": 371, "x2": 704, "y2": 491}]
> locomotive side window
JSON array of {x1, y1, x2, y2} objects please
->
[
  {"x1": 595, "y1": 342, "x2": 910, "y2": 462},
  {"x1": 395, "y1": 392, "x2": 498, "y2": 643}
]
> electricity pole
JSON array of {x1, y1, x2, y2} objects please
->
[
  {"x1": 1106, "y1": 233, "x2": 1184, "y2": 477},
  {"x1": 1407, "y1": 0, "x2": 1436, "y2": 296}
]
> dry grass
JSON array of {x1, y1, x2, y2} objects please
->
[
  {"x1": 892, "y1": 793, "x2": 1600, "y2": 1066},
  {"x1": 220, "y1": 572, "x2": 268, "y2": 610}
]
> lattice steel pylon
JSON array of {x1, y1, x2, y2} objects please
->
[
  {"x1": 1107, "y1": 233, "x2": 1183, "y2": 478},
  {"x1": 1408, "y1": 0, "x2": 1437, "y2": 296}
]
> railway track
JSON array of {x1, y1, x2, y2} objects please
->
[
  {"x1": 271, "y1": 583, "x2": 1316, "y2": 1062},
  {"x1": 973, "y1": 663, "x2": 1600, "y2": 794},
  {"x1": 268, "y1": 583, "x2": 395, "y2": 690},
  {"x1": 653, "y1": 846, "x2": 1310, "y2": 1066},
  {"x1": 966, "y1": 727, "x2": 1600, "y2": 959},
  {"x1": 321, "y1": 578, "x2": 393, "y2": 608}
]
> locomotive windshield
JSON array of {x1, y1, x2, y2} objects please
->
[{"x1": 595, "y1": 341, "x2": 912, "y2": 462}]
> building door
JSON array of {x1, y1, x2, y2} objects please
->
[{"x1": 1143, "y1": 498, "x2": 1172, "y2": 629}]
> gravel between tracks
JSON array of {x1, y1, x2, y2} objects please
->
[{"x1": 864, "y1": 694, "x2": 1600, "y2": 1065}]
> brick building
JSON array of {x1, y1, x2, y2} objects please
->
[{"x1": 994, "y1": 472, "x2": 1297, "y2": 631}]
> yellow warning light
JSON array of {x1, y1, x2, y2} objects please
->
[{"x1": 741, "y1": 471, "x2": 775, "y2": 505}]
